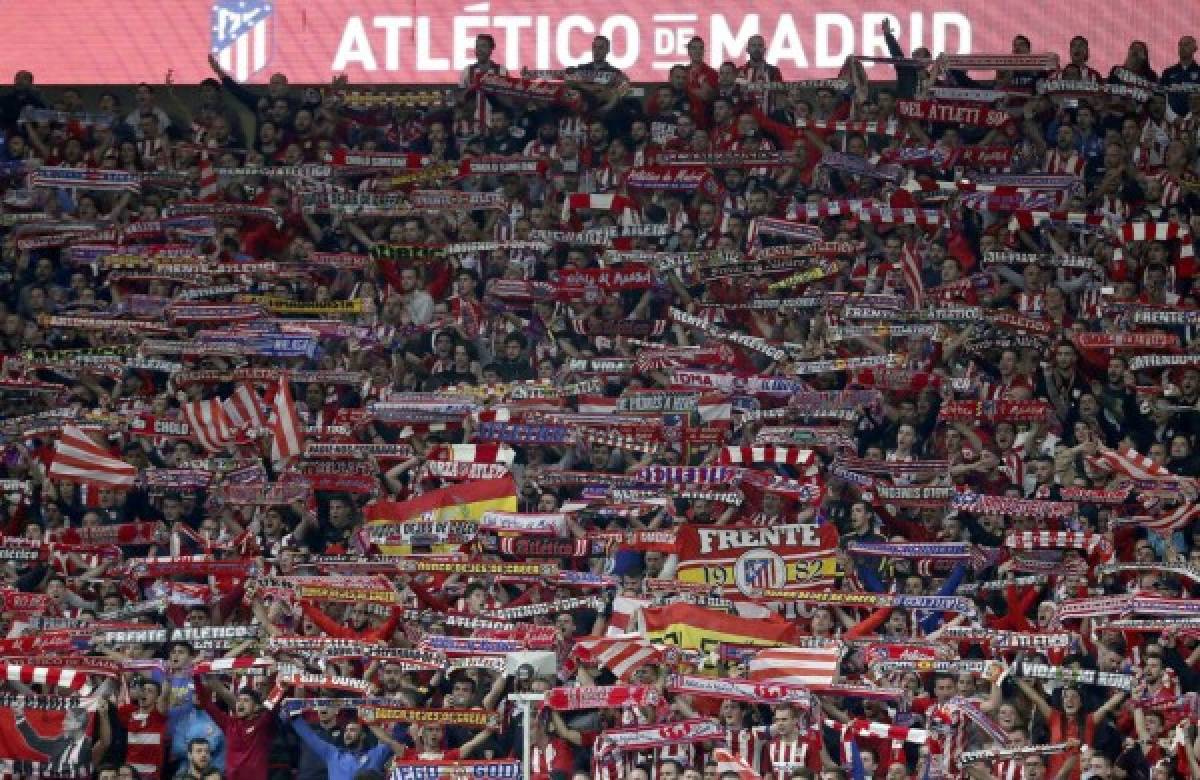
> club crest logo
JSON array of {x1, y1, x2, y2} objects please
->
[
  {"x1": 211, "y1": 0, "x2": 274, "y2": 82},
  {"x1": 734, "y1": 549, "x2": 787, "y2": 595}
]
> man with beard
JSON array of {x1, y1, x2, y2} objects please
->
[
  {"x1": 288, "y1": 715, "x2": 395, "y2": 780},
  {"x1": 737, "y1": 35, "x2": 783, "y2": 113},
  {"x1": 116, "y1": 680, "x2": 168, "y2": 778},
  {"x1": 392, "y1": 266, "x2": 434, "y2": 327},
  {"x1": 295, "y1": 700, "x2": 348, "y2": 780},
  {"x1": 196, "y1": 683, "x2": 277, "y2": 780},
  {"x1": 1034, "y1": 341, "x2": 1088, "y2": 424},
  {"x1": 523, "y1": 119, "x2": 560, "y2": 159}
]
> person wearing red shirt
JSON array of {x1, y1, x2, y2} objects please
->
[
  {"x1": 910, "y1": 674, "x2": 958, "y2": 718},
  {"x1": 984, "y1": 580, "x2": 1041, "y2": 634},
  {"x1": 1012, "y1": 679, "x2": 1125, "y2": 780},
  {"x1": 195, "y1": 681, "x2": 277, "y2": 780},
  {"x1": 527, "y1": 712, "x2": 583, "y2": 780},
  {"x1": 764, "y1": 704, "x2": 827, "y2": 780},
  {"x1": 116, "y1": 679, "x2": 169, "y2": 779}
]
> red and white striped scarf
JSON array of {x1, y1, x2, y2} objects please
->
[
  {"x1": 562, "y1": 192, "x2": 638, "y2": 224},
  {"x1": 4, "y1": 663, "x2": 99, "y2": 691},
  {"x1": 713, "y1": 748, "x2": 763, "y2": 780},
  {"x1": 900, "y1": 241, "x2": 926, "y2": 308},
  {"x1": 1086, "y1": 446, "x2": 1173, "y2": 481},
  {"x1": 718, "y1": 446, "x2": 817, "y2": 471},
  {"x1": 1005, "y1": 530, "x2": 1113, "y2": 559},
  {"x1": 785, "y1": 198, "x2": 880, "y2": 221},
  {"x1": 1132, "y1": 502, "x2": 1200, "y2": 535},
  {"x1": 1120, "y1": 221, "x2": 1196, "y2": 260},
  {"x1": 426, "y1": 443, "x2": 516, "y2": 464},
  {"x1": 1155, "y1": 171, "x2": 1184, "y2": 207}
]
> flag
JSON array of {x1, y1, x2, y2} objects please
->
[
  {"x1": 211, "y1": 0, "x2": 273, "y2": 83},
  {"x1": 1088, "y1": 446, "x2": 1173, "y2": 481},
  {"x1": 267, "y1": 377, "x2": 303, "y2": 465},
  {"x1": 747, "y1": 645, "x2": 842, "y2": 687},
  {"x1": 574, "y1": 635, "x2": 663, "y2": 680},
  {"x1": 900, "y1": 241, "x2": 925, "y2": 308},
  {"x1": 365, "y1": 476, "x2": 517, "y2": 536},
  {"x1": 641, "y1": 603, "x2": 796, "y2": 649},
  {"x1": 713, "y1": 748, "x2": 763, "y2": 780},
  {"x1": 224, "y1": 383, "x2": 267, "y2": 432},
  {"x1": 182, "y1": 399, "x2": 234, "y2": 452},
  {"x1": 1138, "y1": 502, "x2": 1200, "y2": 535},
  {"x1": 48, "y1": 425, "x2": 137, "y2": 488}
]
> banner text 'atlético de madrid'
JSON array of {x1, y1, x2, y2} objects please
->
[{"x1": 1, "y1": 0, "x2": 1198, "y2": 84}]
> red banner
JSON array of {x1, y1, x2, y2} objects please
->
[
  {"x1": 673, "y1": 523, "x2": 840, "y2": 596},
  {"x1": 2, "y1": 1, "x2": 1195, "y2": 84}
]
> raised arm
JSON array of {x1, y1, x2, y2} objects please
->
[
  {"x1": 1051, "y1": 741, "x2": 1081, "y2": 780},
  {"x1": 91, "y1": 699, "x2": 113, "y2": 769},
  {"x1": 549, "y1": 710, "x2": 584, "y2": 746},
  {"x1": 1183, "y1": 721, "x2": 1200, "y2": 780},
  {"x1": 297, "y1": 600, "x2": 352, "y2": 639},
  {"x1": 1094, "y1": 689, "x2": 1127, "y2": 722},
  {"x1": 1012, "y1": 673, "x2": 1054, "y2": 720},
  {"x1": 202, "y1": 674, "x2": 239, "y2": 710},
  {"x1": 193, "y1": 676, "x2": 230, "y2": 727},
  {"x1": 481, "y1": 670, "x2": 509, "y2": 711},
  {"x1": 366, "y1": 721, "x2": 408, "y2": 755},
  {"x1": 288, "y1": 712, "x2": 338, "y2": 763},
  {"x1": 366, "y1": 606, "x2": 404, "y2": 642},
  {"x1": 459, "y1": 722, "x2": 499, "y2": 758}
]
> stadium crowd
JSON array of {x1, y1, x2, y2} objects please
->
[{"x1": 2, "y1": 22, "x2": 1200, "y2": 780}]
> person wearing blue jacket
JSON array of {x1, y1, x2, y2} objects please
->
[{"x1": 288, "y1": 712, "x2": 393, "y2": 780}]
